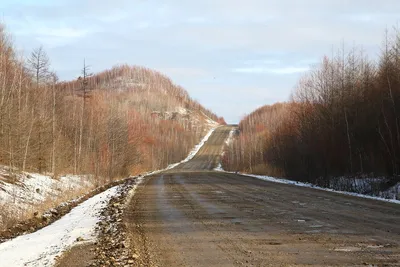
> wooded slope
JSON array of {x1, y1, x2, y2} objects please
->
[
  {"x1": 224, "y1": 27, "x2": 400, "y2": 187},
  {"x1": 0, "y1": 24, "x2": 222, "y2": 183}
]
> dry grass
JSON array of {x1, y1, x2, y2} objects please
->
[
  {"x1": 0, "y1": 176, "x2": 97, "y2": 232},
  {"x1": 0, "y1": 202, "x2": 20, "y2": 230}
]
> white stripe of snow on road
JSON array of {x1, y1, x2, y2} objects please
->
[
  {"x1": 166, "y1": 127, "x2": 217, "y2": 169},
  {"x1": 0, "y1": 185, "x2": 119, "y2": 267}
]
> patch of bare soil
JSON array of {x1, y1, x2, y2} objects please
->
[{"x1": 54, "y1": 243, "x2": 96, "y2": 267}]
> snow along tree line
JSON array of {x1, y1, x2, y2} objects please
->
[
  {"x1": 223, "y1": 26, "x2": 400, "y2": 189},
  {"x1": 0, "y1": 24, "x2": 223, "y2": 183}
]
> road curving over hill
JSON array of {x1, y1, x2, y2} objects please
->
[{"x1": 124, "y1": 126, "x2": 400, "y2": 266}]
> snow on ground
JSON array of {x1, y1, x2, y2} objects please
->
[
  {"x1": 328, "y1": 176, "x2": 383, "y2": 194},
  {"x1": 214, "y1": 163, "x2": 224, "y2": 172},
  {"x1": 200, "y1": 111, "x2": 219, "y2": 128},
  {"x1": 216, "y1": 132, "x2": 400, "y2": 205},
  {"x1": 379, "y1": 182, "x2": 400, "y2": 200},
  {"x1": 0, "y1": 169, "x2": 94, "y2": 214},
  {"x1": 327, "y1": 176, "x2": 400, "y2": 200},
  {"x1": 0, "y1": 185, "x2": 119, "y2": 267},
  {"x1": 176, "y1": 106, "x2": 189, "y2": 116},
  {"x1": 0, "y1": 125, "x2": 217, "y2": 267},
  {"x1": 225, "y1": 128, "x2": 236, "y2": 145},
  {"x1": 167, "y1": 127, "x2": 217, "y2": 169}
]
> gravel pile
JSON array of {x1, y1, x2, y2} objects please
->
[{"x1": 90, "y1": 177, "x2": 142, "y2": 267}]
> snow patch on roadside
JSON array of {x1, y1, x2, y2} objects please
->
[
  {"x1": 0, "y1": 124, "x2": 219, "y2": 266},
  {"x1": 225, "y1": 128, "x2": 236, "y2": 145},
  {"x1": 0, "y1": 170, "x2": 94, "y2": 211},
  {"x1": 0, "y1": 170, "x2": 95, "y2": 228},
  {"x1": 201, "y1": 111, "x2": 219, "y2": 128},
  {"x1": 328, "y1": 176, "x2": 399, "y2": 200},
  {"x1": 0, "y1": 185, "x2": 119, "y2": 267},
  {"x1": 215, "y1": 131, "x2": 399, "y2": 205},
  {"x1": 379, "y1": 182, "x2": 400, "y2": 200},
  {"x1": 214, "y1": 163, "x2": 224, "y2": 172}
]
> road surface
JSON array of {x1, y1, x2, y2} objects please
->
[{"x1": 124, "y1": 126, "x2": 400, "y2": 266}]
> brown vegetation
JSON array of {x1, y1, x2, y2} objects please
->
[
  {"x1": 224, "y1": 27, "x2": 400, "y2": 188},
  {"x1": 0, "y1": 22, "x2": 222, "y2": 231},
  {"x1": 0, "y1": 23, "x2": 219, "y2": 182}
]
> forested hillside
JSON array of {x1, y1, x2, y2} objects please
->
[
  {"x1": 223, "y1": 27, "x2": 400, "y2": 192},
  {"x1": 0, "y1": 24, "x2": 222, "y2": 183},
  {"x1": 222, "y1": 103, "x2": 289, "y2": 176}
]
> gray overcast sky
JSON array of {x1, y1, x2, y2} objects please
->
[{"x1": 1, "y1": 0, "x2": 400, "y2": 123}]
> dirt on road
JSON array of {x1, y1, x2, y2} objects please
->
[{"x1": 124, "y1": 126, "x2": 400, "y2": 266}]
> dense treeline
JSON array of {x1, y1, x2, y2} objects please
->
[
  {"x1": 0, "y1": 24, "x2": 220, "y2": 183},
  {"x1": 223, "y1": 103, "x2": 289, "y2": 175},
  {"x1": 224, "y1": 27, "x2": 400, "y2": 186}
]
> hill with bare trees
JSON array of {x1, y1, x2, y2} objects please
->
[
  {"x1": 0, "y1": 23, "x2": 224, "y2": 229},
  {"x1": 0, "y1": 24, "x2": 223, "y2": 180}
]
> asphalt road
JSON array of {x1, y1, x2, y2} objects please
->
[{"x1": 124, "y1": 126, "x2": 400, "y2": 267}]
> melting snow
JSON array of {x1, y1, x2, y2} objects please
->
[
  {"x1": 215, "y1": 133, "x2": 400, "y2": 205},
  {"x1": 225, "y1": 128, "x2": 236, "y2": 145},
  {"x1": 167, "y1": 127, "x2": 217, "y2": 169},
  {"x1": 214, "y1": 163, "x2": 224, "y2": 171},
  {"x1": 0, "y1": 124, "x2": 219, "y2": 266},
  {"x1": 0, "y1": 186, "x2": 119, "y2": 267},
  {"x1": 0, "y1": 171, "x2": 94, "y2": 216}
]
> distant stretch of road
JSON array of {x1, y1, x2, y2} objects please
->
[{"x1": 124, "y1": 126, "x2": 400, "y2": 266}]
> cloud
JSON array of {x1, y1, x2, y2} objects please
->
[
  {"x1": 36, "y1": 26, "x2": 89, "y2": 38},
  {"x1": 21, "y1": 25, "x2": 92, "y2": 48},
  {"x1": 2, "y1": 0, "x2": 400, "y2": 122},
  {"x1": 159, "y1": 67, "x2": 210, "y2": 78},
  {"x1": 233, "y1": 57, "x2": 312, "y2": 75},
  {"x1": 233, "y1": 67, "x2": 309, "y2": 75}
]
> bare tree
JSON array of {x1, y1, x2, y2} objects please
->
[
  {"x1": 76, "y1": 60, "x2": 92, "y2": 172},
  {"x1": 28, "y1": 46, "x2": 50, "y2": 88},
  {"x1": 50, "y1": 72, "x2": 58, "y2": 176},
  {"x1": 26, "y1": 46, "x2": 51, "y2": 172}
]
